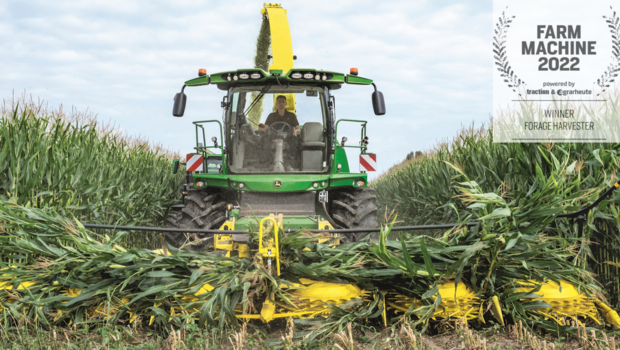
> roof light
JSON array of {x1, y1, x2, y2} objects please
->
[
  {"x1": 314, "y1": 74, "x2": 320, "y2": 80},
  {"x1": 350, "y1": 67, "x2": 358, "y2": 76},
  {"x1": 198, "y1": 68, "x2": 207, "y2": 77},
  {"x1": 227, "y1": 74, "x2": 232, "y2": 81},
  {"x1": 303, "y1": 73, "x2": 314, "y2": 79},
  {"x1": 291, "y1": 72, "x2": 302, "y2": 79},
  {"x1": 321, "y1": 74, "x2": 327, "y2": 81},
  {"x1": 239, "y1": 73, "x2": 249, "y2": 80},
  {"x1": 233, "y1": 74, "x2": 238, "y2": 81},
  {"x1": 270, "y1": 69, "x2": 283, "y2": 75},
  {"x1": 250, "y1": 73, "x2": 261, "y2": 79},
  {"x1": 269, "y1": 64, "x2": 283, "y2": 75}
]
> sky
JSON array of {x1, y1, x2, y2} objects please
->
[{"x1": 0, "y1": 0, "x2": 492, "y2": 180}]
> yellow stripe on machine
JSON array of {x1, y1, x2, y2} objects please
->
[
  {"x1": 263, "y1": 3, "x2": 296, "y2": 112},
  {"x1": 264, "y1": 4, "x2": 293, "y2": 73}
]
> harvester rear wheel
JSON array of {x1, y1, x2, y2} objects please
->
[
  {"x1": 330, "y1": 187, "x2": 378, "y2": 242},
  {"x1": 165, "y1": 189, "x2": 228, "y2": 251}
]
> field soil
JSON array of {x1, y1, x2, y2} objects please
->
[{"x1": 1, "y1": 325, "x2": 588, "y2": 350}]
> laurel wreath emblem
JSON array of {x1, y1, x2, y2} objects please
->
[
  {"x1": 596, "y1": 6, "x2": 620, "y2": 94},
  {"x1": 493, "y1": 8, "x2": 525, "y2": 92}
]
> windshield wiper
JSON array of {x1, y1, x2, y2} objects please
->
[{"x1": 241, "y1": 84, "x2": 271, "y2": 126}]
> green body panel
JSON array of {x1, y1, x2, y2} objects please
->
[
  {"x1": 345, "y1": 75, "x2": 373, "y2": 85},
  {"x1": 185, "y1": 76, "x2": 210, "y2": 86},
  {"x1": 188, "y1": 68, "x2": 349, "y2": 88},
  {"x1": 332, "y1": 148, "x2": 350, "y2": 173},
  {"x1": 175, "y1": 68, "x2": 376, "y2": 217},
  {"x1": 234, "y1": 216, "x2": 322, "y2": 231},
  {"x1": 192, "y1": 172, "x2": 367, "y2": 191},
  {"x1": 330, "y1": 173, "x2": 367, "y2": 187}
]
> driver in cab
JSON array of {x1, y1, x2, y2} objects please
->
[
  {"x1": 258, "y1": 95, "x2": 301, "y2": 136},
  {"x1": 257, "y1": 94, "x2": 301, "y2": 169}
]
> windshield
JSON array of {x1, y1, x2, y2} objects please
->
[{"x1": 227, "y1": 85, "x2": 328, "y2": 174}]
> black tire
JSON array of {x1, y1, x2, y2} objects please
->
[
  {"x1": 165, "y1": 189, "x2": 229, "y2": 251},
  {"x1": 330, "y1": 187, "x2": 378, "y2": 242}
]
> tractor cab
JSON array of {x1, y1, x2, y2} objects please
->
[
  {"x1": 227, "y1": 85, "x2": 329, "y2": 174},
  {"x1": 167, "y1": 67, "x2": 385, "y2": 248},
  {"x1": 172, "y1": 67, "x2": 385, "y2": 177}
]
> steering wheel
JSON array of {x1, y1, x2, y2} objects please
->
[{"x1": 267, "y1": 121, "x2": 293, "y2": 137}]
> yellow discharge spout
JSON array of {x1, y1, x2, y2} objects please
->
[
  {"x1": 261, "y1": 3, "x2": 296, "y2": 112},
  {"x1": 262, "y1": 4, "x2": 294, "y2": 74}
]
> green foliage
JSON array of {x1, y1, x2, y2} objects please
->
[
  {"x1": 0, "y1": 97, "x2": 185, "y2": 248},
  {"x1": 0, "y1": 153, "x2": 612, "y2": 342},
  {"x1": 373, "y1": 125, "x2": 619, "y2": 228},
  {"x1": 405, "y1": 151, "x2": 423, "y2": 161},
  {"x1": 372, "y1": 106, "x2": 620, "y2": 307},
  {"x1": 247, "y1": 17, "x2": 272, "y2": 127}
]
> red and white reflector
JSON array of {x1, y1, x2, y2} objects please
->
[
  {"x1": 359, "y1": 154, "x2": 376, "y2": 172},
  {"x1": 186, "y1": 154, "x2": 204, "y2": 172}
]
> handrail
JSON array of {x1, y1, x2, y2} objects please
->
[
  {"x1": 72, "y1": 180, "x2": 619, "y2": 236},
  {"x1": 335, "y1": 119, "x2": 367, "y2": 152},
  {"x1": 75, "y1": 221, "x2": 477, "y2": 234},
  {"x1": 193, "y1": 120, "x2": 223, "y2": 152}
]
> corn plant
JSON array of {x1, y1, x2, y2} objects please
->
[
  {"x1": 372, "y1": 93, "x2": 620, "y2": 306},
  {"x1": 0, "y1": 94, "x2": 185, "y2": 248},
  {"x1": 0, "y1": 152, "x2": 612, "y2": 341}
]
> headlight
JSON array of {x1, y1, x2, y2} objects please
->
[
  {"x1": 291, "y1": 72, "x2": 302, "y2": 79},
  {"x1": 239, "y1": 73, "x2": 249, "y2": 79},
  {"x1": 303, "y1": 73, "x2": 314, "y2": 79},
  {"x1": 250, "y1": 73, "x2": 261, "y2": 79}
]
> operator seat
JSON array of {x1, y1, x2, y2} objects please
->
[{"x1": 300, "y1": 122, "x2": 325, "y2": 171}]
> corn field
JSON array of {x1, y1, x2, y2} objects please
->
[
  {"x1": 372, "y1": 93, "x2": 620, "y2": 307},
  {"x1": 1, "y1": 92, "x2": 620, "y2": 346},
  {"x1": 0, "y1": 163, "x2": 613, "y2": 339},
  {"x1": 0, "y1": 94, "x2": 185, "y2": 248}
]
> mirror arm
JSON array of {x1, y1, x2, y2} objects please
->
[{"x1": 372, "y1": 83, "x2": 378, "y2": 92}]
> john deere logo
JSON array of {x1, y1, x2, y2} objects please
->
[{"x1": 273, "y1": 180, "x2": 282, "y2": 188}]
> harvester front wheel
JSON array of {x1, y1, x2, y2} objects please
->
[
  {"x1": 331, "y1": 187, "x2": 378, "y2": 242},
  {"x1": 165, "y1": 190, "x2": 228, "y2": 251}
]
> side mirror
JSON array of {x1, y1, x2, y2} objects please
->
[
  {"x1": 172, "y1": 159, "x2": 180, "y2": 174},
  {"x1": 173, "y1": 91, "x2": 187, "y2": 117},
  {"x1": 372, "y1": 90, "x2": 386, "y2": 115}
]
